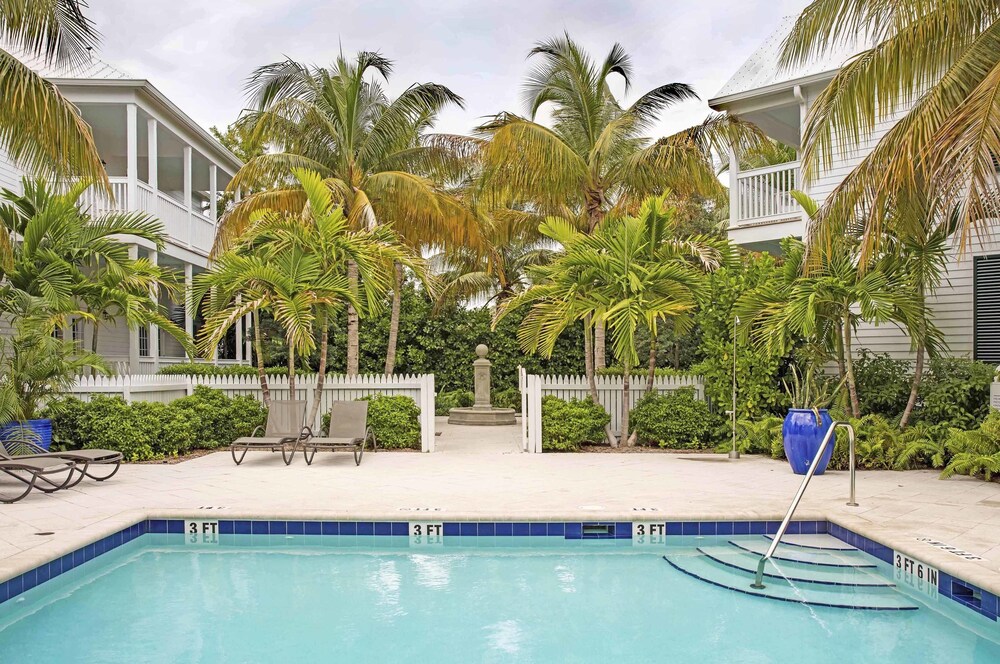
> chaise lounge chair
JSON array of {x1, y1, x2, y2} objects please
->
[
  {"x1": 0, "y1": 438, "x2": 122, "y2": 486},
  {"x1": 301, "y1": 401, "x2": 376, "y2": 466},
  {"x1": 0, "y1": 457, "x2": 77, "y2": 503},
  {"x1": 231, "y1": 399, "x2": 309, "y2": 466}
]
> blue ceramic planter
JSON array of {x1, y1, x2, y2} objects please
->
[
  {"x1": 782, "y1": 409, "x2": 833, "y2": 475},
  {"x1": 0, "y1": 419, "x2": 52, "y2": 451}
]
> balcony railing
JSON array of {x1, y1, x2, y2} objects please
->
[
  {"x1": 76, "y1": 176, "x2": 217, "y2": 253},
  {"x1": 734, "y1": 161, "x2": 802, "y2": 225}
]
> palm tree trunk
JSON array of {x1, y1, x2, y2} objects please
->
[
  {"x1": 253, "y1": 310, "x2": 270, "y2": 407},
  {"x1": 900, "y1": 342, "x2": 925, "y2": 429},
  {"x1": 90, "y1": 323, "x2": 100, "y2": 376},
  {"x1": 346, "y1": 260, "x2": 359, "y2": 377},
  {"x1": 287, "y1": 343, "x2": 296, "y2": 400},
  {"x1": 594, "y1": 319, "x2": 606, "y2": 370},
  {"x1": 646, "y1": 334, "x2": 657, "y2": 392},
  {"x1": 835, "y1": 324, "x2": 847, "y2": 383},
  {"x1": 582, "y1": 315, "x2": 599, "y2": 404},
  {"x1": 842, "y1": 316, "x2": 860, "y2": 418},
  {"x1": 619, "y1": 368, "x2": 631, "y2": 447},
  {"x1": 310, "y1": 314, "x2": 329, "y2": 426},
  {"x1": 384, "y1": 262, "x2": 403, "y2": 376}
]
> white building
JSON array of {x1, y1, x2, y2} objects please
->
[
  {"x1": 0, "y1": 49, "x2": 251, "y2": 373},
  {"x1": 709, "y1": 17, "x2": 1000, "y2": 364}
]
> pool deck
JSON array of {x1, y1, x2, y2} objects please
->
[{"x1": 2, "y1": 419, "x2": 1000, "y2": 596}]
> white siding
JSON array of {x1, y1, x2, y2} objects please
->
[{"x1": 0, "y1": 147, "x2": 24, "y2": 194}]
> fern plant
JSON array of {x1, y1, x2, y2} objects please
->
[{"x1": 941, "y1": 412, "x2": 1000, "y2": 481}]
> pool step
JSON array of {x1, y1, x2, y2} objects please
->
[
  {"x1": 697, "y1": 546, "x2": 894, "y2": 587},
  {"x1": 664, "y1": 552, "x2": 919, "y2": 611},
  {"x1": 729, "y1": 539, "x2": 876, "y2": 568},
  {"x1": 762, "y1": 533, "x2": 855, "y2": 551}
]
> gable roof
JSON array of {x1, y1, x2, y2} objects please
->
[
  {"x1": 3, "y1": 41, "x2": 132, "y2": 80},
  {"x1": 712, "y1": 16, "x2": 868, "y2": 100}
]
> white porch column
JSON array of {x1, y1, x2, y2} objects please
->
[
  {"x1": 149, "y1": 250, "x2": 160, "y2": 371},
  {"x1": 728, "y1": 147, "x2": 739, "y2": 229},
  {"x1": 184, "y1": 263, "x2": 194, "y2": 360},
  {"x1": 128, "y1": 244, "x2": 141, "y2": 372},
  {"x1": 235, "y1": 294, "x2": 244, "y2": 363},
  {"x1": 209, "y1": 164, "x2": 218, "y2": 223},
  {"x1": 244, "y1": 314, "x2": 253, "y2": 366},
  {"x1": 183, "y1": 145, "x2": 193, "y2": 247},
  {"x1": 126, "y1": 103, "x2": 138, "y2": 211},
  {"x1": 147, "y1": 118, "x2": 158, "y2": 191}
]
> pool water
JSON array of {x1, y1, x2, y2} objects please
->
[{"x1": 0, "y1": 535, "x2": 997, "y2": 663}]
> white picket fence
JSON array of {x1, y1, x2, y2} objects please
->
[
  {"x1": 518, "y1": 367, "x2": 706, "y2": 453},
  {"x1": 68, "y1": 373, "x2": 438, "y2": 452}
]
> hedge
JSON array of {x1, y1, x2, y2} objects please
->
[
  {"x1": 540, "y1": 395, "x2": 610, "y2": 451},
  {"x1": 629, "y1": 389, "x2": 723, "y2": 449},
  {"x1": 320, "y1": 394, "x2": 422, "y2": 449}
]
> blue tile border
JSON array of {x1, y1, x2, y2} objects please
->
[{"x1": 0, "y1": 517, "x2": 995, "y2": 623}]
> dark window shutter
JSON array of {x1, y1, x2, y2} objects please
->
[{"x1": 974, "y1": 254, "x2": 1000, "y2": 363}]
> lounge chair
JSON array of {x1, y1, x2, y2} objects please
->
[
  {"x1": 301, "y1": 401, "x2": 376, "y2": 466},
  {"x1": 0, "y1": 457, "x2": 77, "y2": 503},
  {"x1": 0, "y1": 437, "x2": 122, "y2": 485},
  {"x1": 231, "y1": 399, "x2": 309, "y2": 466}
]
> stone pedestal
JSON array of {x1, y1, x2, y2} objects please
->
[{"x1": 448, "y1": 344, "x2": 516, "y2": 426}]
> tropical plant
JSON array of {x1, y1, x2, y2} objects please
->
[
  {"x1": 498, "y1": 195, "x2": 731, "y2": 446},
  {"x1": 477, "y1": 33, "x2": 767, "y2": 373},
  {"x1": 0, "y1": 0, "x2": 107, "y2": 188},
  {"x1": 731, "y1": 416, "x2": 784, "y2": 455},
  {"x1": 218, "y1": 51, "x2": 475, "y2": 376},
  {"x1": 941, "y1": 411, "x2": 1000, "y2": 481},
  {"x1": 629, "y1": 389, "x2": 717, "y2": 449},
  {"x1": 540, "y1": 395, "x2": 611, "y2": 451},
  {"x1": 783, "y1": 0, "x2": 1000, "y2": 260},
  {"x1": 782, "y1": 363, "x2": 845, "y2": 411}
]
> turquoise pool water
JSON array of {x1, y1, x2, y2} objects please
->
[{"x1": 0, "y1": 535, "x2": 997, "y2": 663}]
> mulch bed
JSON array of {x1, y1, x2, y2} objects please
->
[
  {"x1": 131, "y1": 446, "x2": 421, "y2": 464},
  {"x1": 578, "y1": 444, "x2": 722, "y2": 454}
]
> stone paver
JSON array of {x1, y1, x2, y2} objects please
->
[{"x1": 2, "y1": 421, "x2": 999, "y2": 595}]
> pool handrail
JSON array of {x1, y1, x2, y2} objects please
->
[{"x1": 751, "y1": 421, "x2": 858, "y2": 589}]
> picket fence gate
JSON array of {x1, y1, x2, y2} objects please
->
[
  {"x1": 518, "y1": 367, "x2": 706, "y2": 453},
  {"x1": 68, "y1": 373, "x2": 437, "y2": 452}
]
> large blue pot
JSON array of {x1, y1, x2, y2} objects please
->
[
  {"x1": 0, "y1": 419, "x2": 52, "y2": 451},
  {"x1": 782, "y1": 409, "x2": 833, "y2": 475}
]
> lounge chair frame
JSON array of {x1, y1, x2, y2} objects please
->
[
  {"x1": 301, "y1": 401, "x2": 377, "y2": 466},
  {"x1": 0, "y1": 458, "x2": 77, "y2": 503},
  {"x1": 1, "y1": 438, "x2": 121, "y2": 483},
  {"x1": 230, "y1": 399, "x2": 310, "y2": 466}
]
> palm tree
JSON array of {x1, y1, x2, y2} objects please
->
[
  {"x1": 0, "y1": 1, "x2": 107, "y2": 187},
  {"x1": 498, "y1": 195, "x2": 730, "y2": 446},
  {"x1": 216, "y1": 52, "x2": 475, "y2": 376},
  {"x1": 782, "y1": 0, "x2": 1000, "y2": 259},
  {"x1": 478, "y1": 34, "x2": 767, "y2": 371}
]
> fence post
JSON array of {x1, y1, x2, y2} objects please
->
[
  {"x1": 421, "y1": 373, "x2": 435, "y2": 453},
  {"x1": 519, "y1": 366, "x2": 528, "y2": 452},
  {"x1": 122, "y1": 375, "x2": 132, "y2": 404}
]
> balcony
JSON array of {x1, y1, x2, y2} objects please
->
[
  {"x1": 733, "y1": 161, "x2": 802, "y2": 226},
  {"x1": 78, "y1": 176, "x2": 218, "y2": 254}
]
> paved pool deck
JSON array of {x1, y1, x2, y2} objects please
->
[{"x1": 2, "y1": 419, "x2": 1000, "y2": 595}]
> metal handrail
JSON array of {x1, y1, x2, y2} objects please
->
[{"x1": 751, "y1": 421, "x2": 858, "y2": 589}]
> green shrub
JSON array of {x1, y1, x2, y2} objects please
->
[
  {"x1": 158, "y1": 363, "x2": 306, "y2": 377},
  {"x1": 596, "y1": 366, "x2": 692, "y2": 378},
  {"x1": 853, "y1": 351, "x2": 911, "y2": 418},
  {"x1": 728, "y1": 416, "x2": 783, "y2": 455},
  {"x1": 362, "y1": 394, "x2": 421, "y2": 449},
  {"x1": 917, "y1": 358, "x2": 995, "y2": 429},
  {"x1": 629, "y1": 389, "x2": 717, "y2": 449},
  {"x1": 493, "y1": 387, "x2": 521, "y2": 413},
  {"x1": 435, "y1": 390, "x2": 474, "y2": 416},
  {"x1": 540, "y1": 395, "x2": 610, "y2": 451},
  {"x1": 941, "y1": 411, "x2": 1000, "y2": 481}
]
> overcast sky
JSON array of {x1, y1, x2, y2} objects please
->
[{"x1": 87, "y1": 0, "x2": 810, "y2": 139}]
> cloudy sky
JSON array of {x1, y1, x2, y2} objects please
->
[{"x1": 87, "y1": 0, "x2": 810, "y2": 139}]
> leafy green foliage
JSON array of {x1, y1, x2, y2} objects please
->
[
  {"x1": 942, "y1": 411, "x2": 1000, "y2": 481},
  {"x1": 362, "y1": 395, "x2": 421, "y2": 449},
  {"x1": 629, "y1": 389, "x2": 719, "y2": 449},
  {"x1": 918, "y1": 358, "x2": 995, "y2": 429},
  {"x1": 729, "y1": 416, "x2": 783, "y2": 455},
  {"x1": 853, "y1": 351, "x2": 911, "y2": 417},
  {"x1": 435, "y1": 390, "x2": 474, "y2": 416},
  {"x1": 492, "y1": 387, "x2": 522, "y2": 413},
  {"x1": 540, "y1": 396, "x2": 610, "y2": 451},
  {"x1": 693, "y1": 252, "x2": 788, "y2": 418},
  {"x1": 42, "y1": 388, "x2": 267, "y2": 461}
]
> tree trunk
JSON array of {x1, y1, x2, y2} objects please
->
[
  {"x1": 842, "y1": 316, "x2": 860, "y2": 418},
  {"x1": 90, "y1": 323, "x2": 100, "y2": 376},
  {"x1": 384, "y1": 262, "x2": 403, "y2": 375},
  {"x1": 594, "y1": 319, "x2": 606, "y2": 370},
  {"x1": 835, "y1": 324, "x2": 847, "y2": 384},
  {"x1": 287, "y1": 343, "x2": 296, "y2": 399},
  {"x1": 346, "y1": 260, "x2": 359, "y2": 377},
  {"x1": 309, "y1": 315, "x2": 329, "y2": 427},
  {"x1": 582, "y1": 315, "x2": 599, "y2": 405},
  {"x1": 619, "y1": 369, "x2": 631, "y2": 447},
  {"x1": 646, "y1": 334, "x2": 657, "y2": 392},
  {"x1": 253, "y1": 310, "x2": 270, "y2": 407},
  {"x1": 900, "y1": 342, "x2": 925, "y2": 429}
]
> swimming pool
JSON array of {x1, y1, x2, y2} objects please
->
[{"x1": 1, "y1": 523, "x2": 997, "y2": 663}]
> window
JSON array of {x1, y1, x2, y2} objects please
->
[
  {"x1": 72, "y1": 319, "x2": 83, "y2": 344},
  {"x1": 974, "y1": 254, "x2": 1000, "y2": 363},
  {"x1": 139, "y1": 326, "x2": 149, "y2": 357}
]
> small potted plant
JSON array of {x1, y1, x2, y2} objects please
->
[
  {"x1": 0, "y1": 319, "x2": 106, "y2": 452},
  {"x1": 780, "y1": 363, "x2": 844, "y2": 475}
]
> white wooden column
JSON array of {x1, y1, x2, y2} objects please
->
[
  {"x1": 728, "y1": 147, "x2": 739, "y2": 229},
  {"x1": 149, "y1": 250, "x2": 160, "y2": 371},
  {"x1": 209, "y1": 164, "x2": 218, "y2": 222},
  {"x1": 147, "y1": 118, "x2": 158, "y2": 192},
  {"x1": 244, "y1": 314, "x2": 253, "y2": 365},
  {"x1": 235, "y1": 294, "x2": 244, "y2": 363},
  {"x1": 128, "y1": 244, "x2": 141, "y2": 372},
  {"x1": 183, "y1": 145, "x2": 193, "y2": 247},
  {"x1": 184, "y1": 263, "x2": 194, "y2": 360},
  {"x1": 126, "y1": 103, "x2": 138, "y2": 211}
]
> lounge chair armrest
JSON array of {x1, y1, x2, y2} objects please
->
[
  {"x1": 366, "y1": 426, "x2": 377, "y2": 451},
  {"x1": 299, "y1": 426, "x2": 313, "y2": 441},
  {"x1": 250, "y1": 425, "x2": 266, "y2": 438}
]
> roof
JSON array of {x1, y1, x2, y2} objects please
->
[
  {"x1": 3, "y1": 41, "x2": 132, "y2": 80},
  {"x1": 712, "y1": 16, "x2": 868, "y2": 100}
]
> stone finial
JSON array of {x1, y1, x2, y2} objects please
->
[{"x1": 475, "y1": 344, "x2": 489, "y2": 359}]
